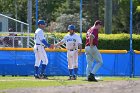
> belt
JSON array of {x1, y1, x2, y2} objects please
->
[
  {"x1": 36, "y1": 43, "x2": 44, "y2": 46},
  {"x1": 86, "y1": 45, "x2": 95, "y2": 47},
  {"x1": 36, "y1": 43, "x2": 41, "y2": 45},
  {"x1": 68, "y1": 49, "x2": 77, "y2": 51}
]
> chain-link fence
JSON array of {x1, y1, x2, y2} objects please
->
[{"x1": 0, "y1": 13, "x2": 30, "y2": 48}]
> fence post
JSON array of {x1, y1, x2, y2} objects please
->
[{"x1": 130, "y1": 0, "x2": 134, "y2": 78}]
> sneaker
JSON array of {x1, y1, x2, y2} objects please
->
[
  {"x1": 34, "y1": 74, "x2": 40, "y2": 79},
  {"x1": 68, "y1": 75, "x2": 73, "y2": 80},
  {"x1": 88, "y1": 73, "x2": 98, "y2": 82},
  {"x1": 73, "y1": 75, "x2": 77, "y2": 80},
  {"x1": 40, "y1": 74, "x2": 48, "y2": 79}
]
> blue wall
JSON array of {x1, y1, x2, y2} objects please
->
[
  {"x1": 134, "y1": 53, "x2": 140, "y2": 76},
  {"x1": 0, "y1": 50, "x2": 139, "y2": 76}
]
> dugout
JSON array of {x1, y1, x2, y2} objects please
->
[{"x1": 0, "y1": 48, "x2": 139, "y2": 77}]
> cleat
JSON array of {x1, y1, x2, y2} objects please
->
[
  {"x1": 34, "y1": 74, "x2": 41, "y2": 79},
  {"x1": 68, "y1": 76, "x2": 73, "y2": 80},
  {"x1": 88, "y1": 73, "x2": 98, "y2": 82},
  {"x1": 73, "y1": 75, "x2": 77, "y2": 80},
  {"x1": 40, "y1": 74, "x2": 48, "y2": 79}
]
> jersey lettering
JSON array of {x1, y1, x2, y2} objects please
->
[{"x1": 67, "y1": 38, "x2": 76, "y2": 42}]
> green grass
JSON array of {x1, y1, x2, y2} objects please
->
[
  {"x1": 0, "y1": 76, "x2": 140, "y2": 90},
  {"x1": 0, "y1": 76, "x2": 88, "y2": 90}
]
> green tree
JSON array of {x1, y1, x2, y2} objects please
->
[
  {"x1": 82, "y1": 0, "x2": 103, "y2": 26},
  {"x1": 0, "y1": 0, "x2": 14, "y2": 14},
  {"x1": 0, "y1": 0, "x2": 27, "y2": 22},
  {"x1": 112, "y1": 0, "x2": 140, "y2": 33},
  {"x1": 53, "y1": 0, "x2": 80, "y2": 17},
  {"x1": 37, "y1": 0, "x2": 66, "y2": 21},
  {"x1": 0, "y1": 0, "x2": 140, "y2": 34},
  {"x1": 133, "y1": 0, "x2": 140, "y2": 34},
  {"x1": 54, "y1": 13, "x2": 89, "y2": 32}
]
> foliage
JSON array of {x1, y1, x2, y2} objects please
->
[
  {"x1": 53, "y1": 13, "x2": 90, "y2": 32},
  {"x1": 53, "y1": 0, "x2": 80, "y2": 18},
  {"x1": 37, "y1": 0, "x2": 66, "y2": 20},
  {"x1": 0, "y1": 0, "x2": 140, "y2": 34},
  {"x1": 53, "y1": 33, "x2": 140, "y2": 50},
  {"x1": 136, "y1": 6, "x2": 140, "y2": 12},
  {"x1": 0, "y1": 0, "x2": 27, "y2": 21},
  {"x1": 112, "y1": 0, "x2": 140, "y2": 34}
]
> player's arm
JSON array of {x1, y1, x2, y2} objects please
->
[
  {"x1": 38, "y1": 31, "x2": 51, "y2": 48},
  {"x1": 54, "y1": 36, "x2": 66, "y2": 48},
  {"x1": 78, "y1": 36, "x2": 82, "y2": 55},
  {"x1": 54, "y1": 41, "x2": 64, "y2": 48},
  {"x1": 41, "y1": 39, "x2": 51, "y2": 47},
  {"x1": 89, "y1": 33, "x2": 95, "y2": 47},
  {"x1": 78, "y1": 43, "x2": 82, "y2": 55}
]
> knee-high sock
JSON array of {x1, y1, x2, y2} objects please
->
[
  {"x1": 69, "y1": 69, "x2": 73, "y2": 76},
  {"x1": 34, "y1": 66, "x2": 39, "y2": 75},
  {"x1": 74, "y1": 68, "x2": 78, "y2": 76},
  {"x1": 41, "y1": 64, "x2": 46, "y2": 75}
]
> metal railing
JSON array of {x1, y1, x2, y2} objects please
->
[
  {"x1": 0, "y1": 13, "x2": 30, "y2": 48},
  {"x1": 29, "y1": 34, "x2": 66, "y2": 48}
]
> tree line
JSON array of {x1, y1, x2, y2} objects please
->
[{"x1": 0, "y1": 0, "x2": 140, "y2": 33}]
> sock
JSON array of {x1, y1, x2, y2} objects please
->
[
  {"x1": 41, "y1": 64, "x2": 46, "y2": 75},
  {"x1": 69, "y1": 69, "x2": 73, "y2": 76},
  {"x1": 74, "y1": 68, "x2": 78, "y2": 76},
  {"x1": 34, "y1": 66, "x2": 39, "y2": 76}
]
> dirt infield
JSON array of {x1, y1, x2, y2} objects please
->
[{"x1": 1, "y1": 79, "x2": 140, "y2": 93}]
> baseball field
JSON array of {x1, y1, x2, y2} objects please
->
[{"x1": 0, "y1": 76, "x2": 140, "y2": 93}]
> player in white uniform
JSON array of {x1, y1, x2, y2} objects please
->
[
  {"x1": 34, "y1": 20, "x2": 53, "y2": 79},
  {"x1": 55, "y1": 25, "x2": 82, "y2": 80}
]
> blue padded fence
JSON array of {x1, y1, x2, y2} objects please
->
[{"x1": 0, "y1": 50, "x2": 139, "y2": 76}]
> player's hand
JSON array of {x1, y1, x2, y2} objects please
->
[{"x1": 54, "y1": 44, "x2": 58, "y2": 49}]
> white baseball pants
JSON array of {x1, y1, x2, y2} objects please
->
[
  {"x1": 67, "y1": 50, "x2": 78, "y2": 69},
  {"x1": 34, "y1": 45, "x2": 48, "y2": 67}
]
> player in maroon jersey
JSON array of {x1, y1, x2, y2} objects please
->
[{"x1": 85, "y1": 20, "x2": 103, "y2": 82}]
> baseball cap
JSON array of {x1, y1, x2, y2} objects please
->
[
  {"x1": 38, "y1": 20, "x2": 45, "y2": 25},
  {"x1": 67, "y1": 25, "x2": 75, "y2": 31}
]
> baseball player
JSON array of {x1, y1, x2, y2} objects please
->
[
  {"x1": 85, "y1": 20, "x2": 103, "y2": 82},
  {"x1": 34, "y1": 20, "x2": 53, "y2": 79},
  {"x1": 54, "y1": 25, "x2": 82, "y2": 80}
]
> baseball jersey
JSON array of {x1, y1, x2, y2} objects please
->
[
  {"x1": 34, "y1": 28, "x2": 45, "y2": 45},
  {"x1": 86, "y1": 26, "x2": 99, "y2": 46},
  {"x1": 61, "y1": 33, "x2": 82, "y2": 50}
]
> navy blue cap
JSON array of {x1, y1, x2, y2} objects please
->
[
  {"x1": 38, "y1": 20, "x2": 45, "y2": 25},
  {"x1": 67, "y1": 25, "x2": 75, "y2": 31}
]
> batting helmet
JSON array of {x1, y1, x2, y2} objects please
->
[
  {"x1": 67, "y1": 25, "x2": 75, "y2": 31},
  {"x1": 38, "y1": 20, "x2": 45, "y2": 25}
]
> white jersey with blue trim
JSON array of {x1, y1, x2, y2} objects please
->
[
  {"x1": 34, "y1": 28, "x2": 45, "y2": 45},
  {"x1": 61, "y1": 33, "x2": 82, "y2": 50}
]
